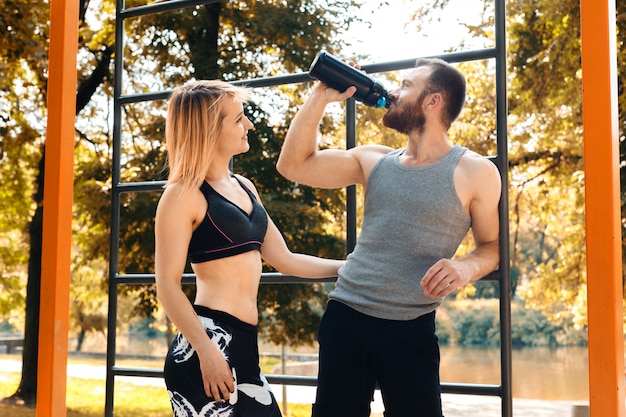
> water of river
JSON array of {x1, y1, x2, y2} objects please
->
[
  {"x1": 100, "y1": 333, "x2": 591, "y2": 402},
  {"x1": 439, "y1": 345, "x2": 589, "y2": 401}
]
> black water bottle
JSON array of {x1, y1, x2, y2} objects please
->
[{"x1": 308, "y1": 51, "x2": 390, "y2": 108}]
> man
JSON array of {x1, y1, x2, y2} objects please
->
[{"x1": 276, "y1": 58, "x2": 501, "y2": 417}]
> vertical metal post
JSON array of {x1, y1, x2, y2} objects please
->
[
  {"x1": 345, "y1": 98, "x2": 358, "y2": 253},
  {"x1": 281, "y1": 345, "x2": 288, "y2": 414},
  {"x1": 580, "y1": 1, "x2": 625, "y2": 416},
  {"x1": 494, "y1": 0, "x2": 512, "y2": 416},
  {"x1": 104, "y1": 0, "x2": 126, "y2": 415},
  {"x1": 36, "y1": 0, "x2": 79, "y2": 415}
]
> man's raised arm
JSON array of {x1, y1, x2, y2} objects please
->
[{"x1": 276, "y1": 84, "x2": 363, "y2": 189}]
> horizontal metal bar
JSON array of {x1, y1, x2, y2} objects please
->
[
  {"x1": 119, "y1": 0, "x2": 221, "y2": 19},
  {"x1": 117, "y1": 73, "x2": 317, "y2": 105},
  {"x1": 111, "y1": 370, "x2": 501, "y2": 397},
  {"x1": 113, "y1": 273, "x2": 338, "y2": 285},
  {"x1": 266, "y1": 374, "x2": 317, "y2": 386},
  {"x1": 117, "y1": 48, "x2": 496, "y2": 106},
  {"x1": 267, "y1": 376, "x2": 504, "y2": 399},
  {"x1": 441, "y1": 382, "x2": 502, "y2": 396},
  {"x1": 109, "y1": 144, "x2": 501, "y2": 198},
  {"x1": 112, "y1": 366, "x2": 163, "y2": 378},
  {"x1": 110, "y1": 369, "x2": 318, "y2": 387},
  {"x1": 114, "y1": 271, "x2": 498, "y2": 285},
  {"x1": 481, "y1": 270, "x2": 501, "y2": 282},
  {"x1": 363, "y1": 48, "x2": 497, "y2": 74},
  {"x1": 261, "y1": 273, "x2": 337, "y2": 284},
  {"x1": 114, "y1": 273, "x2": 194, "y2": 285},
  {"x1": 118, "y1": 91, "x2": 171, "y2": 104},
  {"x1": 112, "y1": 159, "x2": 501, "y2": 195},
  {"x1": 114, "y1": 181, "x2": 166, "y2": 193},
  {"x1": 266, "y1": 375, "x2": 502, "y2": 397}
]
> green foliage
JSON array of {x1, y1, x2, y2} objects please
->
[
  {"x1": 411, "y1": 0, "x2": 594, "y2": 329},
  {"x1": 617, "y1": 2, "x2": 626, "y2": 300},
  {"x1": 2, "y1": 0, "x2": 622, "y2": 365},
  {"x1": 0, "y1": 321, "x2": 18, "y2": 333},
  {"x1": 510, "y1": 304, "x2": 559, "y2": 348},
  {"x1": 98, "y1": 2, "x2": 361, "y2": 340},
  {"x1": 0, "y1": 0, "x2": 49, "y2": 332},
  {"x1": 258, "y1": 284, "x2": 327, "y2": 347},
  {"x1": 437, "y1": 299, "x2": 587, "y2": 348},
  {"x1": 442, "y1": 300, "x2": 501, "y2": 347},
  {"x1": 1, "y1": 0, "x2": 368, "y2": 367},
  {"x1": 505, "y1": 0, "x2": 587, "y2": 326}
]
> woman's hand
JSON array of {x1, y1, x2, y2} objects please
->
[{"x1": 198, "y1": 347, "x2": 235, "y2": 403}]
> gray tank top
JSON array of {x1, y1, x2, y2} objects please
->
[{"x1": 329, "y1": 145, "x2": 471, "y2": 320}]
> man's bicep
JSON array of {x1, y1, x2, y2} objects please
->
[
  {"x1": 282, "y1": 148, "x2": 364, "y2": 188},
  {"x1": 471, "y1": 166, "x2": 502, "y2": 245}
]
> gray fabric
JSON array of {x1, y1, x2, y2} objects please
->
[{"x1": 329, "y1": 144, "x2": 471, "y2": 320}]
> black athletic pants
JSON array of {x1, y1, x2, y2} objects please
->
[{"x1": 312, "y1": 301, "x2": 444, "y2": 417}]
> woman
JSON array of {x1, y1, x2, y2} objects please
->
[{"x1": 155, "y1": 80, "x2": 344, "y2": 416}]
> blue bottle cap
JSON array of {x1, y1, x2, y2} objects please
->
[{"x1": 376, "y1": 97, "x2": 387, "y2": 108}]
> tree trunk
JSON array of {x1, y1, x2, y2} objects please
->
[
  {"x1": 1, "y1": 32, "x2": 113, "y2": 406},
  {"x1": 185, "y1": 3, "x2": 221, "y2": 79},
  {"x1": 1, "y1": 151, "x2": 45, "y2": 407},
  {"x1": 75, "y1": 328, "x2": 86, "y2": 352}
]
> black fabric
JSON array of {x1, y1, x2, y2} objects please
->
[
  {"x1": 164, "y1": 305, "x2": 281, "y2": 416},
  {"x1": 188, "y1": 177, "x2": 268, "y2": 264},
  {"x1": 312, "y1": 301, "x2": 444, "y2": 417}
]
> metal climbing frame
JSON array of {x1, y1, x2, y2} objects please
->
[{"x1": 104, "y1": 0, "x2": 511, "y2": 416}]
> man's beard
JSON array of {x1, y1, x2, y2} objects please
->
[{"x1": 382, "y1": 92, "x2": 427, "y2": 135}]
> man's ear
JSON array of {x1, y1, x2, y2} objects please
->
[{"x1": 425, "y1": 93, "x2": 443, "y2": 110}]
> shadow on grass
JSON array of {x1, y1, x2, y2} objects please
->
[
  {"x1": 0, "y1": 369, "x2": 171, "y2": 417},
  {"x1": 0, "y1": 367, "x2": 334, "y2": 417},
  {"x1": 0, "y1": 402, "x2": 89, "y2": 417}
]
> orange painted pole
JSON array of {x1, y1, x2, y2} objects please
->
[
  {"x1": 36, "y1": 0, "x2": 79, "y2": 415},
  {"x1": 580, "y1": 1, "x2": 625, "y2": 417}
]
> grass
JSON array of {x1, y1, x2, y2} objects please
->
[
  {"x1": 0, "y1": 355, "x2": 322, "y2": 417},
  {"x1": 0, "y1": 370, "x2": 171, "y2": 417}
]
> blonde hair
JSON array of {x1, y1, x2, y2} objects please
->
[{"x1": 165, "y1": 80, "x2": 250, "y2": 191}]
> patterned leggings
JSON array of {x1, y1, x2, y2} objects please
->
[{"x1": 164, "y1": 305, "x2": 282, "y2": 417}]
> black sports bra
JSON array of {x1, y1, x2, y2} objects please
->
[{"x1": 188, "y1": 177, "x2": 268, "y2": 263}]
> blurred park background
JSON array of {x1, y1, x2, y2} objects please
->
[{"x1": 1, "y1": 0, "x2": 625, "y2": 414}]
